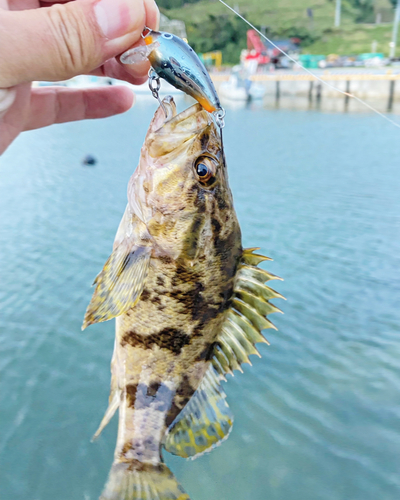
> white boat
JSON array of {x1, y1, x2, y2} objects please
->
[
  {"x1": 219, "y1": 74, "x2": 265, "y2": 102},
  {"x1": 249, "y1": 83, "x2": 266, "y2": 100},
  {"x1": 220, "y1": 75, "x2": 248, "y2": 101}
]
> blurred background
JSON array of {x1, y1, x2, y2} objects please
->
[
  {"x1": 158, "y1": 0, "x2": 400, "y2": 65},
  {"x1": 1, "y1": 1, "x2": 400, "y2": 500},
  {"x1": 35, "y1": 0, "x2": 400, "y2": 112}
]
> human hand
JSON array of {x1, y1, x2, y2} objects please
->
[{"x1": 0, "y1": 0, "x2": 159, "y2": 154}]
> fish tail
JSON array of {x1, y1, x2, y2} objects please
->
[{"x1": 100, "y1": 462, "x2": 190, "y2": 500}]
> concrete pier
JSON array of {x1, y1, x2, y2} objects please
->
[{"x1": 212, "y1": 69, "x2": 400, "y2": 107}]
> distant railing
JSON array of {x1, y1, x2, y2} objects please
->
[{"x1": 211, "y1": 72, "x2": 400, "y2": 82}]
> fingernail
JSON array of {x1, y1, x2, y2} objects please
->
[{"x1": 95, "y1": 0, "x2": 136, "y2": 39}]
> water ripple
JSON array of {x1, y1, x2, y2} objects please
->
[{"x1": 1, "y1": 105, "x2": 400, "y2": 500}]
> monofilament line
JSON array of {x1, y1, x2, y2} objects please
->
[{"x1": 217, "y1": 0, "x2": 400, "y2": 129}]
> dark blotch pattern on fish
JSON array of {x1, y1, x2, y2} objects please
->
[
  {"x1": 166, "y1": 374, "x2": 196, "y2": 426},
  {"x1": 134, "y1": 383, "x2": 174, "y2": 412},
  {"x1": 126, "y1": 383, "x2": 138, "y2": 408},
  {"x1": 148, "y1": 381, "x2": 162, "y2": 397},
  {"x1": 156, "y1": 276, "x2": 165, "y2": 287},
  {"x1": 122, "y1": 328, "x2": 191, "y2": 354},
  {"x1": 167, "y1": 281, "x2": 206, "y2": 320},
  {"x1": 196, "y1": 341, "x2": 217, "y2": 361},
  {"x1": 181, "y1": 214, "x2": 205, "y2": 260},
  {"x1": 140, "y1": 289, "x2": 151, "y2": 302},
  {"x1": 125, "y1": 459, "x2": 165, "y2": 473},
  {"x1": 200, "y1": 131, "x2": 209, "y2": 151},
  {"x1": 158, "y1": 255, "x2": 173, "y2": 265}
]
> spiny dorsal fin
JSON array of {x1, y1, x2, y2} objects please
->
[
  {"x1": 237, "y1": 264, "x2": 283, "y2": 284},
  {"x1": 164, "y1": 366, "x2": 233, "y2": 460},
  {"x1": 213, "y1": 248, "x2": 284, "y2": 376},
  {"x1": 242, "y1": 247, "x2": 272, "y2": 265}
]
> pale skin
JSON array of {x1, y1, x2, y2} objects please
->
[{"x1": 0, "y1": 0, "x2": 160, "y2": 154}]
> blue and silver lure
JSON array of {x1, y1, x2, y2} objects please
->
[{"x1": 121, "y1": 28, "x2": 225, "y2": 126}]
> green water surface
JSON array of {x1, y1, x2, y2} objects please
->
[{"x1": 0, "y1": 99, "x2": 399, "y2": 500}]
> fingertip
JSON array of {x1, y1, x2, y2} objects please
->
[
  {"x1": 110, "y1": 85, "x2": 136, "y2": 112},
  {"x1": 80, "y1": 85, "x2": 135, "y2": 118}
]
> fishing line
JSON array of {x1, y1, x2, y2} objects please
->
[{"x1": 217, "y1": 0, "x2": 400, "y2": 129}]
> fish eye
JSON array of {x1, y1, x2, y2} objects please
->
[
  {"x1": 194, "y1": 156, "x2": 217, "y2": 186},
  {"x1": 196, "y1": 163, "x2": 209, "y2": 178},
  {"x1": 162, "y1": 33, "x2": 173, "y2": 39}
]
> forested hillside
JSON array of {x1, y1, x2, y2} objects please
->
[{"x1": 157, "y1": 0, "x2": 397, "y2": 63}]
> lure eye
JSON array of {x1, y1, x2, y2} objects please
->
[{"x1": 194, "y1": 156, "x2": 217, "y2": 185}]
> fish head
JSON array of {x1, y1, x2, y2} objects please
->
[{"x1": 128, "y1": 97, "x2": 239, "y2": 260}]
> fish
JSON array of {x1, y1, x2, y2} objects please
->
[{"x1": 83, "y1": 97, "x2": 284, "y2": 500}]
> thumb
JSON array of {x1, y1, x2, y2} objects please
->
[{"x1": 0, "y1": 0, "x2": 152, "y2": 88}]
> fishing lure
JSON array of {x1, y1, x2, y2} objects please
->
[{"x1": 121, "y1": 28, "x2": 225, "y2": 127}]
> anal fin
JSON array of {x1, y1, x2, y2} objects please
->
[{"x1": 164, "y1": 366, "x2": 233, "y2": 460}]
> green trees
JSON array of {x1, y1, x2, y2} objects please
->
[
  {"x1": 157, "y1": 0, "x2": 397, "y2": 63},
  {"x1": 186, "y1": 15, "x2": 248, "y2": 64}
]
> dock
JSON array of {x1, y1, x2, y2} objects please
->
[{"x1": 211, "y1": 69, "x2": 400, "y2": 110}]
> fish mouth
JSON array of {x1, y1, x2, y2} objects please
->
[
  {"x1": 151, "y1": 96, "x2": 210, "y2": 131},
  {"x1": 146, "y1": 96, "x2": 213, "y2": 158},
  {"x1": 149, "y1": 95, "x2": 177, "y2": 131}
]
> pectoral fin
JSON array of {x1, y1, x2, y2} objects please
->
[
  {"x1": 82, "y1": 243, "x2": 151, "y2": 329},
  {"x1": 164, "y1": 366, "x2": 233, "y2": 459}
]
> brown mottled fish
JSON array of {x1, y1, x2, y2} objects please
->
[{"x1": 83, "y1": 97, "x2": 284, "y2": 500}]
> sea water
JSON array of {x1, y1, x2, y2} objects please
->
[{"x1": 1, "y1": 97, "x2": 399, "y2": 500}]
